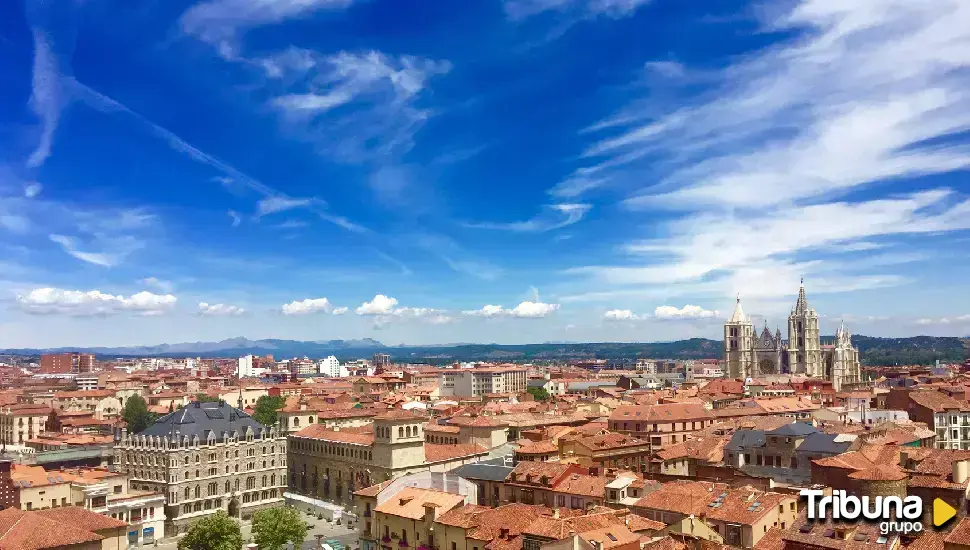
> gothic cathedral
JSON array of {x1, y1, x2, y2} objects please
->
[{"x1": 723, "y1": 281, "x2": 862, "y2": 391}]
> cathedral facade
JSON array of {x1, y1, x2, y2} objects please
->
[{"x1": 723, "y1": 282, "x2": 862, "y2": 391}]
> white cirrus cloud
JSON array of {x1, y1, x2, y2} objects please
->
[
  {"x1": 180, "y1": 0, "x2": 356, "y2": 57},
  {"x1": 49, "y1": 234, "x2": 143, "y2": 268},
  {"x1": 462, "y1": 301, "x2": 560, "y2": 319},
  {"x1": 603, "y1": 309, "x2": 641, "y2": 321},
  {"x1": 256, "y1": 196, "x2": 320, "y2": 217},
  {"x1": 654, "y1": 305, "x2": 719, "y2": 320},
  {"x1": 503, "y1": 0, "x2": 651, "y2": 21},
  {"x1": 332, "y1": 306, "x2": 349, "y2": 315},
  {"x1": 26, "y1": 29, "x2": 61, "y2": 169},
  {"x1": 465, "y1": 203, "x2": 592, "y2": 232},
  {"x1": 266, "y1": 49, "x2": 451, "y2": 161},
  {"x1": 355, "y1": 294, "x2": 399, "y2": 316},
  {"x1": 228, "y1": 210, "x2": 242, "y2": 227},
  {"x1": 198, "y1": 302, "x2": 246, "y2": 316},
  {"x1": 282, "y1": 297, "x2": 333, "y2": 315},
  {"x1": 17, "y1": 288, "x2": 177, "y2": 317}
]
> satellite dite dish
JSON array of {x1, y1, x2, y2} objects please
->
[{"x1": 745, "y1": 377, "x2": 753, "y2": 384}]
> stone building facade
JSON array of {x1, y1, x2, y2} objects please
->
[
  {"x1": 113, "y1": 401, "x2": 287, "y2": 534},
  {"x1": 724, "y1": 282, "x2": 862, "y2": 390}
]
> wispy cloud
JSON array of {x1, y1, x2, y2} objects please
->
[
  {"x1": 25, "y1": 29, "x2": 62, "y2": 169},
  {"x1": 23, "y1": 182, "x2": 42, "y2": 198},
  {"x1": 180, "y1": 0, "x2": 356, "y2": 58},
  {"x1": 265, "y1": 49, "x2": 451, "y2": 162},
  {"x1": 563, "y1": 0, "x2": 970, "y2": 306},
  {"x1": 410, "y1": 233, "x2": 502, "y2": 280},
  {"x1": 18, "y1": 288, "x2": 177, "y2": 316},
  {"x1": 70, "y1": 81, "x2": 365, "y2": 233},
  {"x1": 504, "y1": 0, "x2": 651, "y2": 21},
  {"x1": 48, "y1": 234, "x2": 136, "y2": 267},
  {"x1": 228, "y1": 210, "x2": 242, "y2": 227},
  {"x1": 256, "y1": 196, "x2": 319, "y2": 217},
  {"x1": 140, "y1": 277, "x2": 174, "y2": 293},
  {"x1": 465, "y1": 203, "x2": 591, "y2": 232},
  {"x1": 198, "y1": 301, "x2": 246, "y2": 316}
]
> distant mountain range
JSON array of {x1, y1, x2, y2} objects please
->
[{"x1": 1, "y1": 335, "x2": 967, "y2": 366}]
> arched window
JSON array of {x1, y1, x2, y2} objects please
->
[
  {"x1": 262, "y1": 475, "x2": 267, "y2": 487},
  {"x1": 184, "y1": 487, "x2": 190, "y2": 499},
  {"x1": 194, "y1": 486, "x2": 201, "y2": 498},
  {"x1": 398, "y1": 427, "x2": 404, "y2": 438},
  {"x1": 406, "y1": 426, "x2": 411, "y2": 437}
]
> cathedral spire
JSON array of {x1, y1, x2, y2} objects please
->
[
  {"x1": 794, "y1": 279, "x2": 809, "y2": 315},
  {"x1": 729, "y1": 295, "x2": 748, "y2": 323}
]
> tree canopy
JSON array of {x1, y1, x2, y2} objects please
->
[
  {"x1": 195, "y1": 393, "x2": 222, "y2": 403},
  {"x1": 122, "y1": 394, "x2": 154, "y2": 433},
  {"x1": 251, "y1": 507, "x2": 308, "y2": 550},
  {"x1": 252, "y1": 395, "x2": 286, "y2": 426},
  {"x1": 177, "y1": 510, "x2": 243, "y2": 550},
  {"x1": 526, "y1": 386, "x2": 551, "y2": 401}
]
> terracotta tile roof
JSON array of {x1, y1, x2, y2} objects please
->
[
  {"x1": 317, "y1": 409, "x2": 378, "y2": 419},
  {"x1": 523, "y1": 511, "x2": 625, "y2": 540},
  {"x1": 0, "y1": 507, "x2": 108, "y2": 550},
  {"x1": 640, "y1": 536, "x2": 687, "y2": 550},
  {"x1": 373, "y1": 487, "x2": 465, "y2": 520},
  {"x1": 553, "y1": 473, "x2": 607, "y2": 498},
  {"x1": 354, "y1": 480, "x2": 394, "y2": 497},
  {"x1": 610, "y1": 404, "x2": 714, "y2": 423},
  {"x1": 35, "y1": 507, "x2": 127, "y2": 531},
  {"x1": 435, "y1": 505, "x2": 493, "y2": 528},
  {"x1": 292, "y1": 425, "x2": 374, "y2": 445},
  {"x1": 424, "y1": 423, "x2": 461, "y2": 433},
  {"x1": 753, "y1": 526, "x2": 787, "y2": 550},
  {"x1": 847, "y1": 464, "x2": 907, "y2": 481},
  {"x1": 944, "y1": 518, "x2": 970, "y2": 546},
  {"x1": 466, "y1": 504, "x2": 553, "y2": 542},
  {"x1": 705, "y1": 490, "x2": 791, "y2": 525},
  {"x1": 633, "y1": 481, "x2": 724, "y2": 517},
  {"x1": 516, "y1": 440, "x2": 559, "y2": 455},
  {"x1": 618, "y1": 513, "x2": 664, "y2": 532},
  {"x1": 909, "y1": 389, "x2": 970, "y2": 412},
  {"x1": 424, "y1": 443, "x2": 487, "y2": 463},
  {"x1": 507, "y1": 462, "x2": 579, "y2": 486},
  {"x1": 904, "y1": 530, "x2": 946, "y2": 550},
  {"x1": 374, "y1": 410, "x2": 427, "y2": 421},
  {"x1": 578, "y1": 432, "x2": 650, "y2": 452},
  {"x1": 579, "y1": 525, "x2": 640, "y2": 550},
  {"x1": 448, "y1": 414, "x2": 507, "y2": 428}
]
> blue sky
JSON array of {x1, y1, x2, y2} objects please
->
[{"x1": 1, "y1": 0, "x2": 969, "y2": 348}]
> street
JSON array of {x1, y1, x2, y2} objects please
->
[{"x1": 153, "y1": 511, "x2": 360, "y2": 550}]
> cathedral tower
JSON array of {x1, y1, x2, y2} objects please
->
[
  {"x1": 832, "y1": 320, "x2": 862, "y2": 391},
  {"x1": 724, "y1": 297, "x2": 754, "y2": 379},
  {"x1": 787, "y1": 280, "x2": 822, "y2": 377}
]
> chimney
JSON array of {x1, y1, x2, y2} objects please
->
[
  {"x1": 553, "y1": 509, "x2": 560, "y2": 519},
  {"x1": 500, "y1": 528, "x2": 510, "y2": 539},
  {"x1": 954, "y1": 460, "x2": 969, "y2": 485}
]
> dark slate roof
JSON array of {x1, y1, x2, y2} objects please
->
[
  {"x1": 528, "y1": 380, "x2": 548, "y2": 388},
  {"x1": 450, "y1": 461, "x2": 514, "y2": 482},
  {"x1": 725, "y1": 430, "x2": 766, "y2": 451},
  {"x1": 795, "y1": 432, "x2": 852, "y2": 455},
  {"x1": 768, "y1": 422, "x2": 819, "y2": 437},
  {"x1": 138, "y1": 401, "x2": 270, "y2": 441}
]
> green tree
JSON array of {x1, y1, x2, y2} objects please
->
[
  {"x1": 251, "y1": 507, "x2": 308, "y2": 550},
  {"x1": 195, "y1": 393, "x2": 222, "y2": 403},
  {"x1": 252, "y1": 395, "x2": 286, "y2": 426},
  {"x1": 527, "y1": 386, "x2": 551, "y2": 401},
  {"x1": 177, "y1": 510, "x2": 243, "y2": 550},
  {"x1": 122, "y1": 394, "x2": 154, "y2": 434}
]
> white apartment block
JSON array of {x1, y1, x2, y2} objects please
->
[
  {"x1": 237, "y1": 355, "x2": 266, "y2": 379},
  {"x1": 438, "y1": 367, "x2": 528, "y2": 397},
  {"x1": 318, "y1": 356, "x2": 341, "y2": 377},
  {"x1": 935, "y1": 410, "x2": 970, "y2": 450}
]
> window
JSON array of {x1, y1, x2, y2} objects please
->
[{"x1": 113, "y1": 485, "x2": 123, "y2": 494}]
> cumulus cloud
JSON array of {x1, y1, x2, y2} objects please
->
[
  {"x1": 198, "y1": 302, "x2": 246, "y2": 316},
  {"x1": 356, "y1": 294, "x2": 398, "y2": 316},
  {"x1": 462, "y1": 301, "x2": 560, "y2": 319},
  {"x1": 17, "y1": 288, "x2": 177, "y2": 316},
  {"x1": 332, "y1": 306, "x2": 349, "y2": 315},
  {"x1": 654, "y1": 305, "x2": 719, "y2": 319},
  {"x1": 603, "y1": 309, "x2": 641, "y2": 321},
  {"x1": 281, "y1": 297, "x2": 333, "y2": 315}
]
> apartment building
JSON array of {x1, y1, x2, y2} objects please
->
[
  {"x1": 40, "y1": 352, "x2": 95, "y2": 374},
  {"x1": 0, "y1": 403, "x2": 51, "y2": 448},
  {"x1": 559, "y1": 432, "x2": 652, "y2": 473},
  {"x1": 907, "y1": 390, "x2": 970, "y2": 449},
  {"x1": 287, "y1": 411, "x2": 488, "y2": 510},
  {"x1": 632, "y1": 481, "x2": 798, "y2": 548},
  {"x1": 113, "y1": 401, "x2": 288, "y2": 534},
  {"x1": 438, "y1": 367, "x2": 529, "y2": 398},
  {"x1": 608, "y1": 404, "x2": 716, "y2": 451}
]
